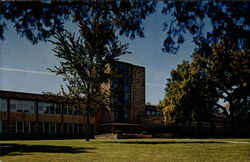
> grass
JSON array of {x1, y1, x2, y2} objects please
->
[{"x1": 1, "y1": 138, "x2": 250, "y2": 162}]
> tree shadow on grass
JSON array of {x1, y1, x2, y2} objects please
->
[
  {"x1": 104, "y1": 141, "x2": 226, "y2": 145},
  {"x1": 0, "y1": 143, "x2": 96, "y2": 156}
]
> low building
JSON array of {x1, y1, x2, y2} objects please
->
[{"x1": 0, "y1": 61, "x2": 145, "y2": 138}]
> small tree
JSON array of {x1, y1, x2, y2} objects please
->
[{"x1": 49, "y1": 20, "x2": 130, "y2": 141}]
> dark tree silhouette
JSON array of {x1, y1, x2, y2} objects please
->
[
  {"x1": 0, "y1": 1, "x2": 156, "y2": 44},
  {"x1": 162, "y1": 1, "x2": 250, "y2": 53},
  {"x1": 165, "y1": 40, "x2": 250, "y2": 133}
]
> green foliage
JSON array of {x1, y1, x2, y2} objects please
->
[
  {"x1": 165, "y1": 60, "x2": 217, "y2": 123},
  {"x1": 49, "y1": 20, "x2": 129, "y2": 114},
  {"x1": 165, "y1": 40, "x2": 250, "y2": 126}
]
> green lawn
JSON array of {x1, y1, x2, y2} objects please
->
[{"x1": 1, "y1": 138, "x2": 250, "y2": 162}]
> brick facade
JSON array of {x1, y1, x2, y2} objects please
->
[{"x1": 130, "y1": 66, "x2": 145, "y2": 123}]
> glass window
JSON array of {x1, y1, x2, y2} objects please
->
[
  {"x1": 1, "y1": 121, "x2": 7, "y2": 133},
  {"x1": 29, "y1": 101, "x2": 35, "y2": 113},
  {"x1": 10, "y1": 100, "x2": 16, "y2": 112},
  {"x1": 63, "y1": 105, "x2": 67, "y2": 115},
  {"x1": 146, "y1": 111, "x2": 150, "y2": 115},
  {"x1": 79, "y1": 123, "x2": 83, "y2": 135},
  {"x1": 50, "y1": 122, "x2": 56, "y2": 134},
  {"x1": 9, "y1": 100, "x2": 35, "y2": 113},
  {"x1": 38, "y1": 122, "x2": 43, "y2": 134},
  {"x1": 0, "y1": 99, "x2": 7, "y2": 112},
  {"x1": 23, "y1": 121, "x2": 30, "y2": 133},
  {"x1": 30, "y1": 122, "x2": 36, "y2": 133},
  {"x1": 56, "y1": 104, "x2": 61, "y2": 114},
  {"x1": 68, "y1": 123, "x2": 73, "y2": 134},
  {"x1": 23, "y1": 101, "x2": 29, "y2": 113},
  {"x1": 38, "y1": 102, "x2": 56, "y2": 114},
  {"x1": 74, "y1": 123, "x2": 79, "y2": 134},
  {"x1": 49, "y1": 103, "x2": 56, "y2": 114},
  {"x1": 16, "y1": 100, "x2": 22, "y2": 112},
  {"x1": 64, "y1": 123, "x2": 68, "y2": 134},
  {"x1": 44, "y1": 103, "x2": 50, "y2": 114},
  {"x1": 68, "y1": 106, "x2": 72, "y2": 115},
  {"x1": 9, "y1": 121, "x2": 16, "y2": 133},
  {"x1": 56, "y1": 123, "x2": 61, "y2": 134},
  {"x1": 44, "y1": 122, "x2": 49, "y2": 134},
  {"x1": 38, "y1": 102, "x2": 45, "y2": 113},
  {"x1": 17, "y1": 121, "x2": 23, "y2": 133}
]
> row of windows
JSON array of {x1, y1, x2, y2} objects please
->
[
  {"x1": 146, "y1": 110, "x2": 161, "y2": 116},
  {"x1": 0, "y1": 121, "x2": 84, "y2": 134},
  {"x1": 0, "y1": 98, "x2": 81, "y2": 116},
  {"x1": 10, "y1": 100, "x2": 35, "y2": 113}
]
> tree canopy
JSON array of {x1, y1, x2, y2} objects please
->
[
  {"x1": 162, "y1": 1, "x2": 250, "y2": 53},
  {"x1": 2, "y1": 1, "x2": 250, "y2": 55},
  {"x1": 0, "y1": 1, "x2": 155, "y2": 44},
  {"x1": 165, "y1": 40, "x2": 250, "y2": 129}
]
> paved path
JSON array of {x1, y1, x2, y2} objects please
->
[
  {"x1": 184, "y1": 138, "x2": 250, "y2": 144},
  {"x1": 220, "y1": 141, "x2": 250, "y2": 144}
]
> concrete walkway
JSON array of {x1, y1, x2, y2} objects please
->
[{"x1": 220, "y1": 141, "x2": 250, "y2": 144}]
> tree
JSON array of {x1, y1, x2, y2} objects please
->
[
  {"x1": 0, "y1": 1, "x2": 156, "y2": 44},
  {"x1": 165, "y1": 40, "x2": 250, "y2": 133},
  {"x1": 201, "y1": 41, "x2": 250, "y2": 132},
  {"x1": 49, "y1": 19, "x2": 130, "y2": 141},
  {"x1": 2, "y1": 1, "x2": 250, "y2": 56},
  {"x1": 162, "y1": 1, "x2": 250, "y2": 54},
  {"x1": 165, "y1": 60, "x2": 217, "y2": 125}
]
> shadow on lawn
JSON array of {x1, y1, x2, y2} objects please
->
[
  {"x1": 0, "y1": 143, "x2": 96, "y2": 156},
  {"x1": 104, "y1": 141, "x2": 226, "y2": 145}
]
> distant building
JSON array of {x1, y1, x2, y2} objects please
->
[
  {"x1": 0, "y1": 61, "x2": 145, "y2": 138},
  {"x1": 145, "y1": 105, "x2": 161, "y2": 116}
]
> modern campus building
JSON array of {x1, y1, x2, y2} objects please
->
[{"x1": 0, "y1": 61, "x2": 145, "y2": 138}]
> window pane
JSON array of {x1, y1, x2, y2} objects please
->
[
  {"x1": 23, "y1": 101, "x2": 29, "y2": 113},
  {"x1": 49, "y1": 103, "x2": 55, "y2": 114},
  {"x1": 24, "y1": 121, "x2": 30, "y2": 133},
  {"x1": 44, "y1": 122, "x2": 49, "y2": 134},
  {"x1": 16, "y1": 100, "x2": 22, "y2": 112},
  {"x1": 64, "y1": 123, "x2": 68, "y2": 134},
  {"x1": 29, "y1": 101, "x2": 35, "y2": 113},
  {"x1": 50, "y1": 122, "x2": 56, "y2": 134},
  {"x1": 1, "y1": 121, "x2": 7, "y2": 133},
  {"x1": 0, "y1": 99, "x2": 7, "y2": 112},
  {"x1": 9, "y1": 121, "x2": 16, "y2": 133},
  {"x1": 63, "y1": 105, "x2": 67, "y2": 115},
  {"x1": 38, "y1": 122, "x2": 43, "y2": 134},
  {"x1": 38, "y1": 102, "x2": 44, "y2": 113},
  {"x1": 17, "y1": 121, "x2": 23, "y2": 133},
  {"x1": 74, "y1": 123, "x2": 79, "y2": 134},
  {"x1": 79, "y1": 123, "x2": 83, "y2": 135},
  {"x1": 68, "y1": 106, "x2": 72, "y2": 115},
  {"x1": 44, "y1": 103, "x2": 50, "y2": 114},
  {"x1": 68, "y1": 123, "x2": 73, "y2": 134},
  {"x1": 38, "y1": 102, "x2": 50, "y2": 114},
  {"x1": 10, "y1": 100, "x2": 16, "y2": 112},
  {"x1": 30, "y1": 122, "x2": 36, "y2": 133},
  {"x1": 56, "y1": 104, "x2": 61, "y2": 114},
  {"x1": 56, "y1": 123, "x2": 61, "y2": 134}
]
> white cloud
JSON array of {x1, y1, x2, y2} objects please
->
[{"x1": 0, "y1": 67, "x2": 55, "y2": 76}]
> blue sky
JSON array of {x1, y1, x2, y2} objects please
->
[{"x1": 0, "y1": 5, "x2": 194, "y2": 105}]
